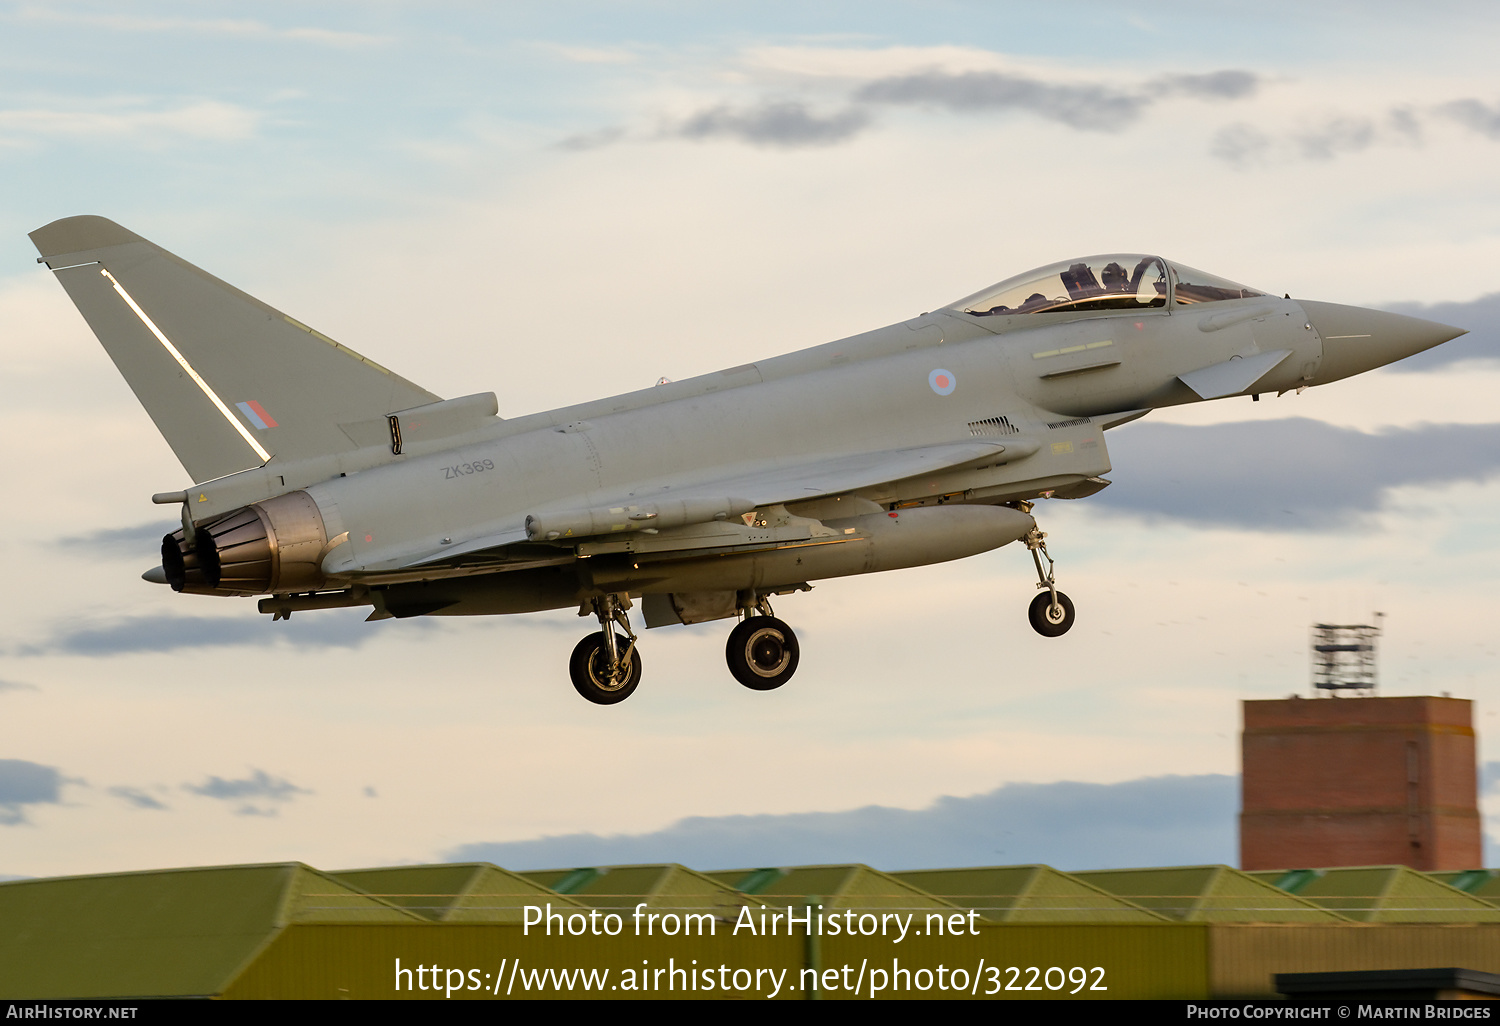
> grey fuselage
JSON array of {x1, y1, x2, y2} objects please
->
[
  {"x1": 26, "y1": 217, "x2": 1462, "y2": 641},
  {"x1": 314, "y1": 296, "x2": 1313, "y2": 559},
  {"x1": 157, "y1": 281, "x2": 1456, "y2": 621}
]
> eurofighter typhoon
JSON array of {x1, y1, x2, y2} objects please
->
[{"x1": 30, "y1": 217, "x2": 1465, "y2": 703}]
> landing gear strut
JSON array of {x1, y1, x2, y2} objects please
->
[
  {"x1": 569, "y1": 593, "x2": 642, "y2": 704},
  {"x1": 1023, "y1": 518, "x2": 1075, "y2": 638},
  {"x1": 726, "y1": 594, "x2": 800, "y2": 691}
]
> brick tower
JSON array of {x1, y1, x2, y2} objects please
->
[{"x1": 1239, "y1": 696, "x2": 1481, "y2": 871}]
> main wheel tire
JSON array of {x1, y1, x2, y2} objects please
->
[
  {"x1": 726, "y1": 616, "x2": 800, "y2": 691},
  {"x1": 568, "y1": 632, "x2": 642, "y2": 704},
  {"x1": 1028, "y1": 591, "x2": 1075, "y2": 637}
]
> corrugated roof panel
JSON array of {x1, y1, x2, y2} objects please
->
[
  {"x1": 1075, "y1": 866, "x2": 1345, "y2": 923},
  {"x1": 284, "y1": 865, "x2": 429, "y2": 924},
  {"x1": 893, "y1": 866, "x2": 1168, "y2": 923},
  {"x1": 1433, "y1": 869, "x2": 1500, "y2": 901},
  {"x1": 520, "y1": 864, "x2": 747, "y2": 917},
  {"x1": 717, "y1": 867, "x2": 785, "y2": 894},
  {"x1": 0, "y1": 862, "x2": 419, "y2": 999},
  {"x1": 711, "y1": 864, "x2": 954, "y2": 913},
  {"x1": 331, "y1": 863, "x2": 582, "y2": 922},
  {"x1": 1257, "y1": 867, "x2": 1500, "y2": 923}
]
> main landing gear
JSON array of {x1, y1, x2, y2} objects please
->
[
  {"x1": 569, "y1": 593, "x2": 642, "y2": 705},
  {"x1": 568, "y1": 591, "x2": 803, "y2": 704},
  {"x1": 1023, "y1": 514, "x2": 1075, "y2": 638},
  {"x1": 726, "y1": 595, "x2": 799, "y2": 691}
]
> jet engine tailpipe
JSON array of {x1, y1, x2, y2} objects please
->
[{"x1": 161, "y1": 491, "x2": 330, "y2": 596}]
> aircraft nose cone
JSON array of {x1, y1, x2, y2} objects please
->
[{"x1": 1302, "y1": 300, "x2": 1466, "y2": 385}]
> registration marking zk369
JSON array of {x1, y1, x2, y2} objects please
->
[{"x1": 444, "y1": 459, "x2": 495, "y2": 479}]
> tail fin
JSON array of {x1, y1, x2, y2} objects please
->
[{"x1": 30, "y1": 216, "x2": 440, "y2": 483}]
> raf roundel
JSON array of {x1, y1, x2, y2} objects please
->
[{"x1": 928, "y1": 368, "x2": 957, "y2": 396}]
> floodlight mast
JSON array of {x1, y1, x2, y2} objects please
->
[{"x1": 1310, "y1": 613, "x2": 1384, "y2": 697}]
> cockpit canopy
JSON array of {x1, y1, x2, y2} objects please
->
[{"x1": 948, "y1": 255, "x2": 1266, "y2": 319}]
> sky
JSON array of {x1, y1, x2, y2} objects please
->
[{"x1": 4, "y1": 1, "x2": 1500, "y2": 879}]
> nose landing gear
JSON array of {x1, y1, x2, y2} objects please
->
[
  {"x1": 1023, "y1": 517, "x2": 1075, "y2": 638},
  {"x1": 1028, "y1": 589, "x2": 1075, "y2": 637}
]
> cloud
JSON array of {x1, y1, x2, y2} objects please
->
[
  {"x1": 854, "y1": 70, "x2": 1147, "y2": 131},
  {"x1": 55, "y1": 523, "x2": 175, "y2": 560},
  {"x1": 554, "y1": 126, "x2": 627, "y2": 151},
  {"x1": 1377, "y1": 292, "x2": 1500, "y2": 370},
  {"x1": 1212, "y1": 95, "x2": 1500, "y2": 168},
  {"x1": 0, "y1": 760, "x2": 65, "y2": 826},
  {"x1": 17, "y1": 610, "x2": 425, "y2": 656},
  {"x1": 1213, "y1": 115, "x2": 1386, "y2": 166},
  {"x1": 1387, "y1": 106, "x2": 1422, "y2": 143},
  {"x1": 593, "y1": 63, "x2": 1261, "y2": 152},
  {"x1": 1294, "y1": 117, "x2": 1376, "y2": 160},
  {"x1": 183, "y1": 768, "x2": 310, "y2": 817},
  {"x1": 280, "y1": 27, "x2": 387, "y2": 49},
  {"x1": 1096, "y1": 419, "x2": 1500, "y2": 531},
  {"x1": 446, "y1": 774, "x2": 1236, "y2": 872},
  {"x1": 1154, "y1": 70, "x2": 1259, "y2": 100},
  {"x1": 1210, "y1": 123, "x2": 1273, "y2": 167},
  {"x1": 0, "y1": 102, "x2": 261, "y2": 145},
  {"x1": 13, "y1": 7, "x2": 387, "y2": 48},
  {"x1": 0, "y1": 679, "x2": 38, "y2": 694},
  {"x1": 853, "y1": 67, "x2": 1259, "y2": 132},
  {"x1": 1440, "y1": 98, "x2": 1500, "y2": 140},
  {"x1": 184, "y1": 769, "x2": 310, "y2": 801},
  {"x1": 107, "y1": 786, "x2": 168, "y2": 811},
  {"x1": 669, "y1": 102, "x2": 871, "y2": 148}
]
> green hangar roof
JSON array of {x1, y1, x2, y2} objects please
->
[
  {"x1": 1070, "y1": 865, "x2": 1346, "y2": 922},
  {"x1": 706, "y1": 863, "x2": 957, "y2": 913},
  {"x1": 890, "y1": 865, "x2": 1167, "y2": 923},
  {"x1": 1249, "y1": 866, "x2": 1500, "y2": 923},
  {"x1": 518, "y1": 862, "x2": 748, "y2": 916},
  {"x1": 330, "y1": 862, "x2": 583, "y2": 922},
  {"x1": 0, "y1": 862, "x2": 421, "y2": 999},
  {"x1": 10, "y1": 859, "x2": 1500, "y2": 999}
]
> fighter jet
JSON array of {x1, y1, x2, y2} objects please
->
[{"x1": 30, "y1": 216, "x2": 1465, "y2": 703}]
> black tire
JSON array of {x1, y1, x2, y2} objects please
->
[
  {"x1": 726, "y1": 616, "x2": 800, "y2": 690},
  {"x1": 1028, "y1": 591, "x2": 1075, "y2": 637},
  {"x1": 568, "y1": 632, "x2": 642, "y2": 704}
]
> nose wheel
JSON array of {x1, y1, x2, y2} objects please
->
[
  {"x1": 726, "y1": 596, "x2": 800, "y2": 690},
  {"x1": 569, "y1": 594, "x2": 642, "y2": 704},
  {"x1": 1028, "y1": 590, "x2": 1075, "y2": 637},
  {"x1": 1023, "y1": 517, "x2": 1075, "y2": 637}
]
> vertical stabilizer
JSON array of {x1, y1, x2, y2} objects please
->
[{"x1": 30, "y1": 216, "x2": 441, "y2": 483}]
